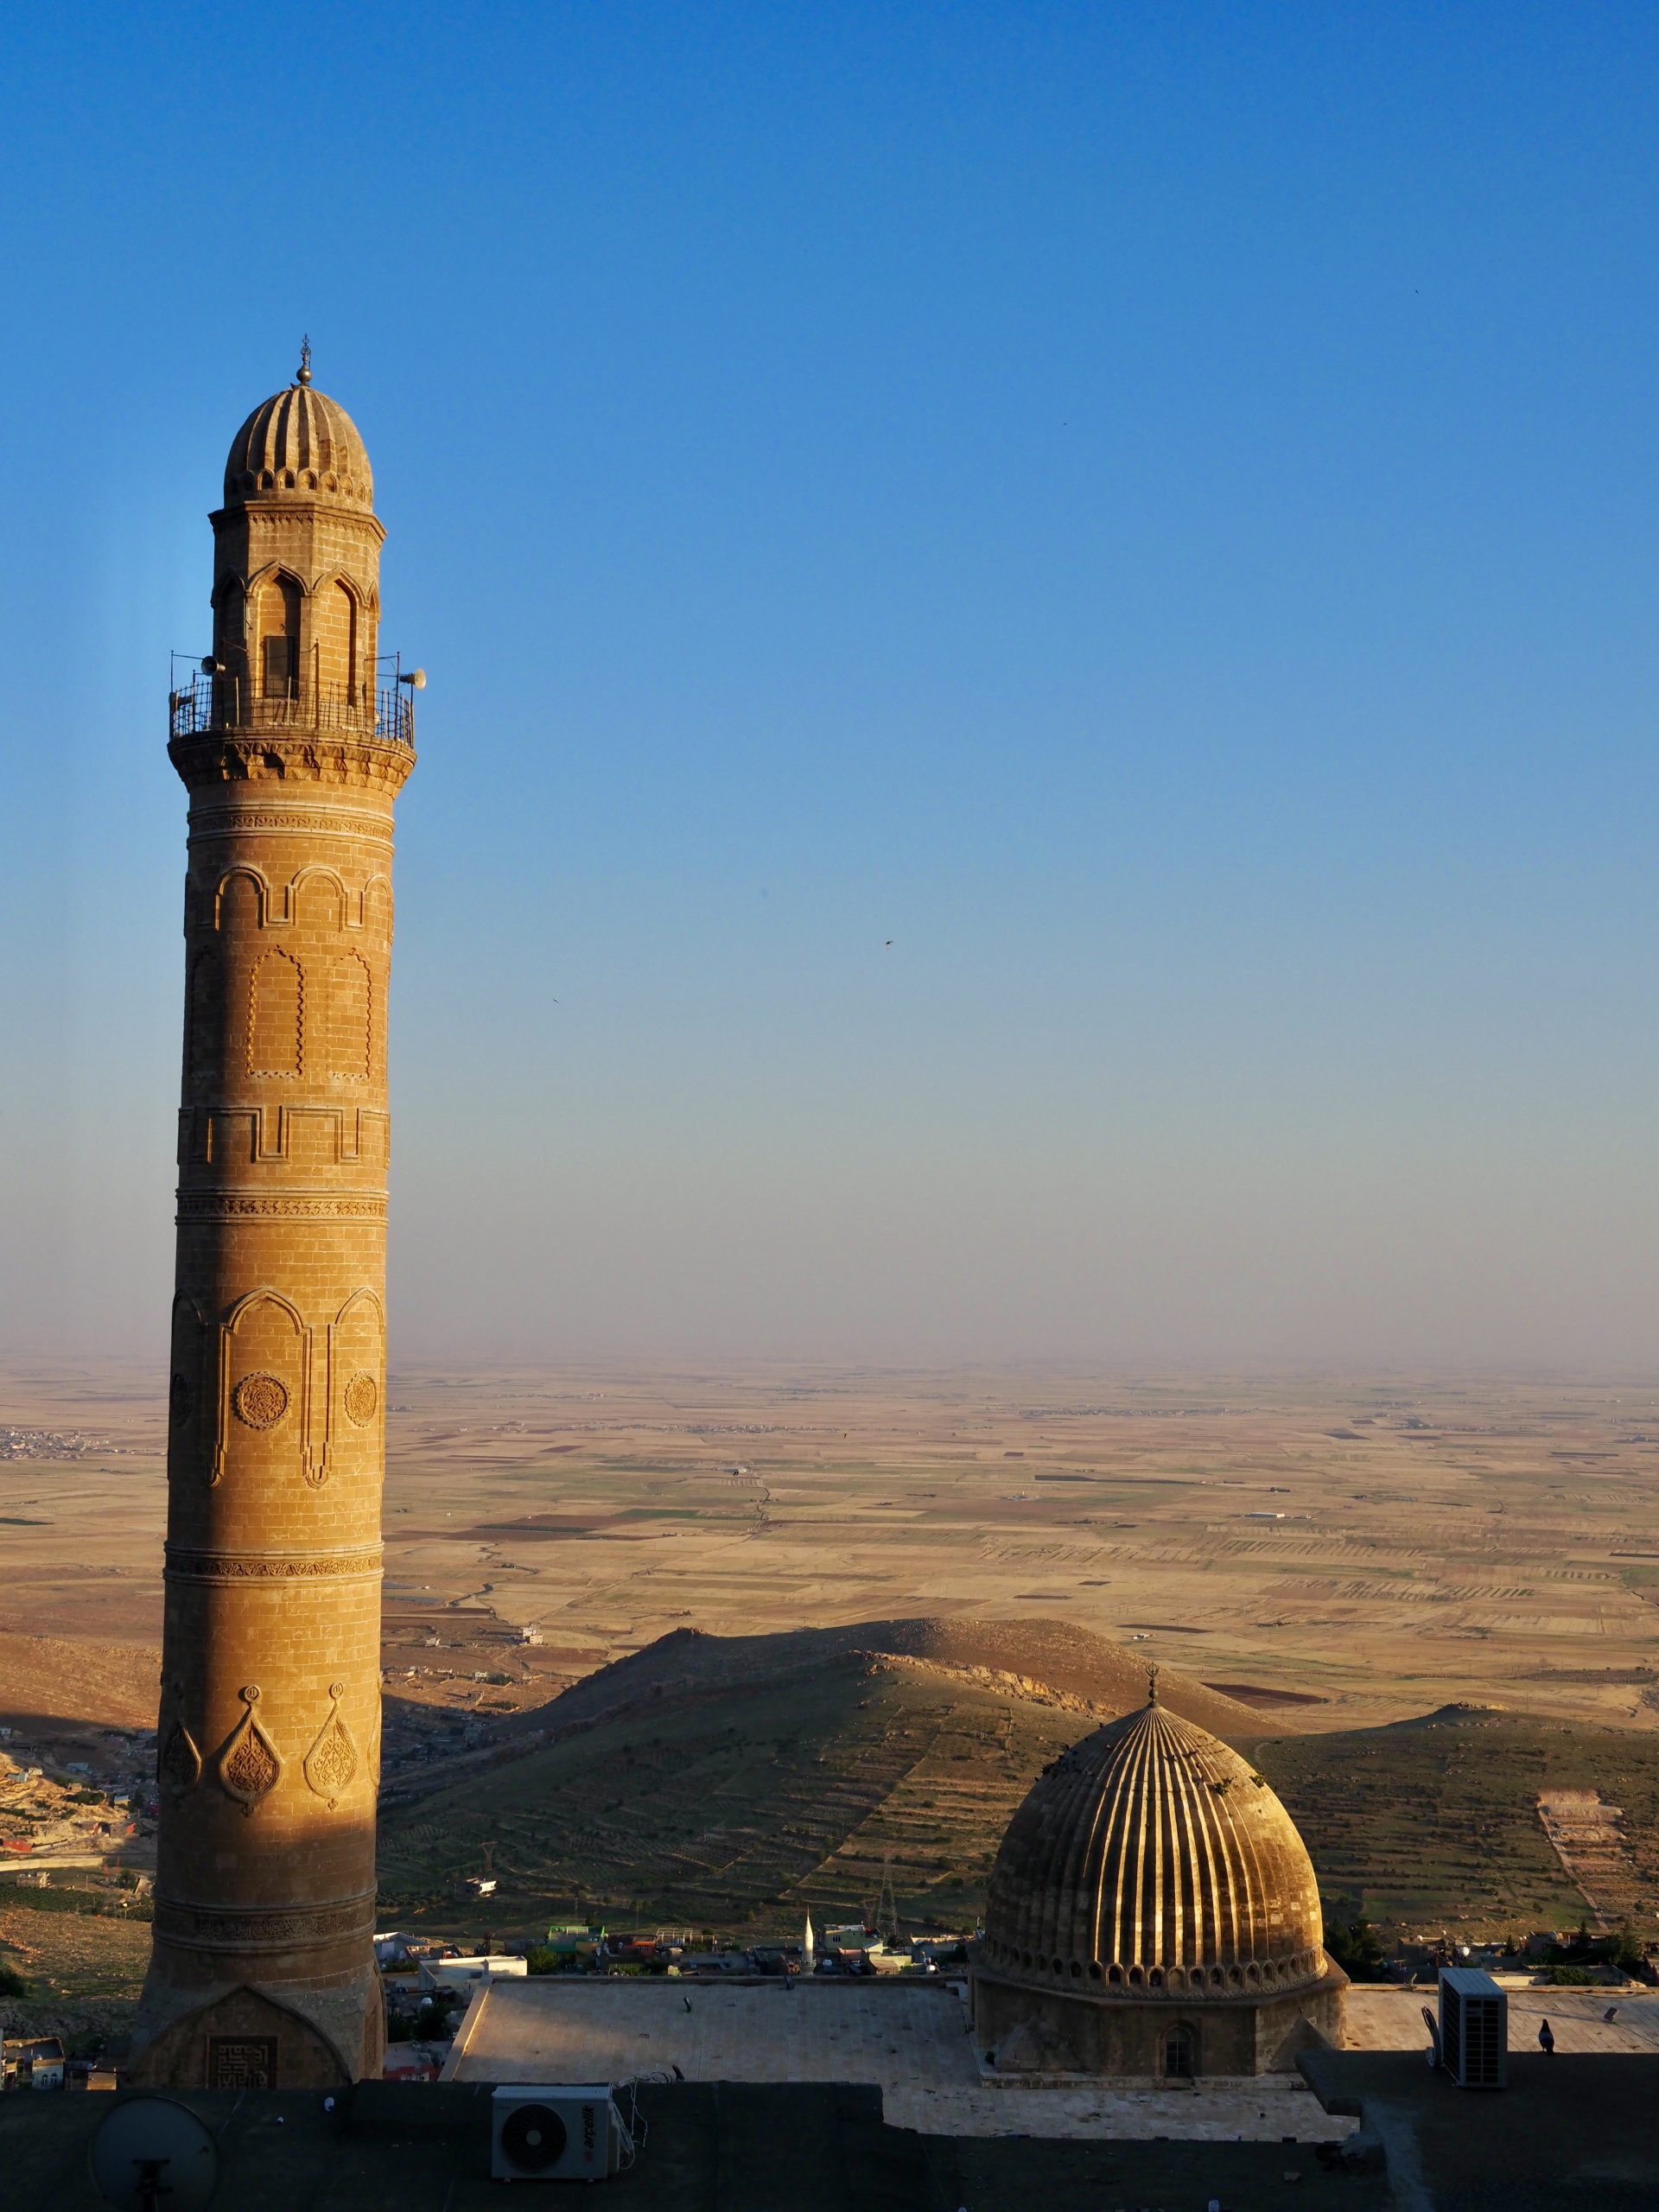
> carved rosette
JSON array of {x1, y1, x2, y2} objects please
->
[
  {"x1": 343, "y1": 1372, "x2": 378, "y2": 1426},
  {"x1": 216, "y1": 1685, "x2": 282, "y2": 1816},
  {"x1": 232, "y1": 1372, "x2": 289, "y2": 1430},
  {"x1": 302, "y1": 1683, "x2": 359, "y2": 1811}
]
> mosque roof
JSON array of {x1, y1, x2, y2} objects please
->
[
  {"x1": 979, "y1": 1682, "x2": 1329, "y2": 2003},
  {"x1": 223, "y1": 346, "x2": 372, "y2": 511}
]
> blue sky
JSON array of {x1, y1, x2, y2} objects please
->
[{"x1": 3, "y1": 3, "x2": 1656, "y2": 1365}]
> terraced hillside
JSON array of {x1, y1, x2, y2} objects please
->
[
  {"x1": 378, "y1": 1618, "x2": 1258, "y2": 1936},
  {"x1": 1251, "y1": 1706, "x2": 1659, "y2": 1938}
]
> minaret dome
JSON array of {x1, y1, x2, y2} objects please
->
[{"x1": 223, "y1": 353, "x2": 373, "y2": 511}]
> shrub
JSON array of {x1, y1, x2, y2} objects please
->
[{"x1": 1323, "y1": 1916, "x2": 1391, "y2": 1982}]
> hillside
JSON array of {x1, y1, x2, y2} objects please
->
[
  {"x1": 505, "y1": 1615, "x2": 1263, "y2": 1742},
  {"x1": 0, "y1": 1630, "x2": 158, "y2": 1733},
  {"x1": 1250, "y1": 1706, "x2": 1659, "y2": 1937},
  {"x1": 377, "y1": 1617, "x2": 1262, "y2": 1936}
]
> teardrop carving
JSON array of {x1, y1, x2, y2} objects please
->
[
  {"x1": 158, "y1": 1684, "x2": 201, "y2": 1793},
  {"x1": 216, "y1": 1685, "x2": 282, "y2": 1815},
  {"x1": 302, "y1": 1681, "x2": 358, "y2": 1810}
]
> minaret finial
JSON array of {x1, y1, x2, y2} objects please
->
[
  {"x1": 1147, "y1": 1662, "x2": 1160, "y2": 1707},
  {"x1": 297, "y1": 335, "x2": 313, "y2": 387}
]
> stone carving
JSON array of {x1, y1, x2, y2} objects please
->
[
  {"x1": 208, "y1": 2037, "x2": 276, "y2": 2089},
  {"x1": 188, "y1": 805, "x2": 394, "y2": 844},
  {"x1": 302, "y1": 1684, "x2": 358, "y2": 1810},
  {"x1": 177, "y1": 1194, "x2": 387, "y2": 1220},
  {"x1": 232, "y1": 1372, "x2": 289, "y2": 1429},
  {"x1": 158, "y1": 1688, "x2": 201, "y2": 1792},
  {"x1": 169, "y1": 1371, "x2": 193, "y2": 1426},
  {"x1": 216, "y1": 1686, "x2": 282, "y2": 1815},
  {"x1": 182, "y1": 1101, "x2": 388, "y2": 1167},
  {"x1": 366, "y1": 1700, "x2": 382, "y2": 1791},
  {"x1": 247, "y1": 947, "x2": 302, "y2": 1077},
  {"x1": 170, "y1": 732, "x2": 416, "y2": 795},
  {"x1": 154, "y1": 1893, "x2": 374, "y2": 1951},
  {"x1": 343, "y1": 1372, "x2": 378, "y2": 1426},
  {"x1": 331, "y1": 951, "x2": 373, "y2": 1079},
  {"x1": 166, "y1": 1547, "x2": 381, "y2": 1582}
]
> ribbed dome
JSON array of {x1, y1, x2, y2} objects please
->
[
  {"x1": 981, "y1": 1694, "x2": 1328, "y2": 2001},
  {"x1": 224, "y1": 368, "x2": 372, "y2": 511}
]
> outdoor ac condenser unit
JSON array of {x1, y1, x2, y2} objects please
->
[
  {"x1": 490, "y1": 2085, "x2": 628, "y2": 2181},
  {"x1": 1439, "y1": 1967, "x2": 1508, "y2": 2088}
]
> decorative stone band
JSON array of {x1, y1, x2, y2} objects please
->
[
  {"x1": 188, "y1": 804, "x2": 395, "y2": 842},
  {"x1": 973, "y1": 1937, "x2": 1332, "y2": 2000},
  {"x1": 164, "y1": 1545, "x2": 383, "y2": 1583},
  {"x1": 170, "y1": 732, "x2": 416, "y2": 797},
  {"x1": 175, "y1": 1193, "x2": 388, "y2": 1221},
  {"x1": 152, "y1": 1888, "x2": 378, "y2": 1956}
]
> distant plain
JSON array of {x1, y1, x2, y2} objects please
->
[
  {"x1": 3, "y1": 1357, "x2": 1657, "y2": 1992},
  {"x1": 6, "y1": 1356, "x2": 1658, "y2": 1726}
]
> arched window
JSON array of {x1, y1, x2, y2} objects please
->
[
  {"x1": 258, "y1": 575, "x2": 302, "y2": 701},
  {"x1": 1164, "y1": 2022, "x2": 1197, "y2": 2080}
]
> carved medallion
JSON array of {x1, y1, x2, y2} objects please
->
[
  {"x1": 216, "y1": 1685, "x2": 282, "y2": 1815},
  {"x1": 169, "y1": 1371, "x2": 193, "y2": 1427},
  {"x1": 232, "y1": 1372, "x2": 289, "y2": 1429},
  {"x1": 302, "y1": 1683, "x2": 358, "y2": 1810},
  {"x1": 343, "y1": 1371, "x2": 378, "y2": 1426}
]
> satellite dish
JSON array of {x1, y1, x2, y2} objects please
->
[{"x1": 89, "y1": 2095, "x2": 219, "y2": 2211}]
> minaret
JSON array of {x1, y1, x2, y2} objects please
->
[{"x1": 130, "y1": 352, "x2": 416, "y2": 2089}]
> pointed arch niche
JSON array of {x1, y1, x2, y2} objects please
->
[
  {"x1": 215, "y1": 1290, "x2": 312, "y2": 1485},
  {"x1": 323, "y1": 1289, "x2": 384, "y2": 1478}
]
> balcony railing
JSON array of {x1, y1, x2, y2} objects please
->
[{"x1": 168, "y1": 672, "x2": 414, "y2": 747}]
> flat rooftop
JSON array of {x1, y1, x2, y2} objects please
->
[
  {"x1": 1302, "y1": 2048, "x2": 1659, "y2": 2212},
  {"x1": 444, "y1": 1975, "x2": 1354, "y2": 2141},
  {"x1": 1342, "y1": 1982, "x2": 1659, "y2": 2053}
]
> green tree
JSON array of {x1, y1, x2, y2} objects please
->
[{"x1": 1324, "y1": 1916, "x2": 1390, "y2": 1982}]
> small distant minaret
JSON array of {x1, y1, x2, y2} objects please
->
[{"x1": 804, "y1": 1911, "x2": 816, "y2": 1972}]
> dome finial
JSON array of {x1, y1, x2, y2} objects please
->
[
  {"x1": 296, "y1": 334, "x2": 313, "y2": 387},
  {"x1": 1147, "y1": 1662, "x2": 1159, "y2": 1707}
]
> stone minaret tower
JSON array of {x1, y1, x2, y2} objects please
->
[{"x1": 130, "y1": 353, "x2": 415, "y2": 2089}]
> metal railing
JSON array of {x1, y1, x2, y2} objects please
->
[{"x1": 168, "y1": 671, "x2": 414, "y2": 747}]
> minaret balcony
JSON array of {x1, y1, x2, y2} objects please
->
[{"x1": 168, "y1": 671, "x2": 414, "y2": 748}]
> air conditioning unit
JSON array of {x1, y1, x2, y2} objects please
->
[
  {"x1": 1439, "y1": 1967, "x2": 1508, "y2": 2089},
  {"x1": 491, "y1": 2085, "x2": 629, "y2": 2181}
]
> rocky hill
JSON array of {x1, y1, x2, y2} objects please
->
[{"x1": 378, "y1": 1617, "x2": 1264, "y2": 1936}]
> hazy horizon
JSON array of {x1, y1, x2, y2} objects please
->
[{"x1": 4, "y1": 5, "x2": 1657, "y2": 1370}]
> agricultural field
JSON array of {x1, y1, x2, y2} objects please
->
[
  {"x1": 3, "y1": 1354, "x2": 1659, "y2": 2015},
  {"x1": 376, "y1": 1618, "x2": 1258, "y2": 1936}
]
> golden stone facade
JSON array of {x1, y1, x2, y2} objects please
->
[
  {"x1": 130, "y1": 359, "x2": 414, "y2": 2089},
  {"x1": 971, "y1": 1688, "x2": 1347, "y2": 2076}
]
